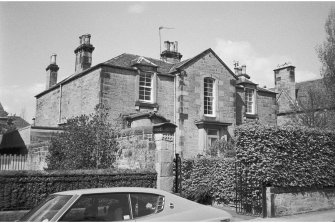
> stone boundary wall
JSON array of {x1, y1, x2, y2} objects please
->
[{"x1": 266, "y1": 186, "x2": 335, "y2": 217}]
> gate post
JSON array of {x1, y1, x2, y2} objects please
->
[
  {"x1": 262, "y1": 183, "x2": 267, "y2": 218},
  {"x1": 153, "y1": 123, "x2": 177, "y2": 192}
]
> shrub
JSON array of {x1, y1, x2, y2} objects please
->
[
  {"x1": 0, "y1": 169, "x2": 156, "y2": 211},
  {"x1": 46, "y1": 105, "x2": 120, "y2": 170}
]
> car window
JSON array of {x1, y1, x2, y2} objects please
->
[
  {"x1": 130, "y1": 193, "x2": 165, "y2": 219},
  {"x1": 59, "y1": 193, "x2": 131, "y2": 222},
  {"x1": 19, "y1": 195, "x2": 72, "y2": 222}
]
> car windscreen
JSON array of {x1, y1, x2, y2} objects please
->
[{"x1": 19, "y1": 194, "x2": 72, "y2": 222}]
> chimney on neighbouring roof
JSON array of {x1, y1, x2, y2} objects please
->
[
  {"x1": 46, "y1": 53, "x2": 59, "y2": 89},
  {"x1": 74, "y1": 34, "x2": 95, "y2": 73},
  {"x1": 161, "y1": 41, "x2": 182, "y2": 63},
  {"x1": 234, "y1": 62, "x2": 250, "y2": 82}
]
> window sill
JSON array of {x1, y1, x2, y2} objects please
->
[
  {"x1": 245, "y1": 113, "x2": 258, "y2": 119},
  {"x1": 204, "y1": 114, "x2": 216, "y2": 118},
  {"x1": 135, "y1": 101, "x2": 159, "y2": 109}
]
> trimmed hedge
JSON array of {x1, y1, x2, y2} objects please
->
[
  {"x1": 0, "y1": 169, "x2": 156, "y2": 211},
  {"x1": 236, "y1": 124, "x2": 335, "y2": 188},
  {"x1": 181, "y1": 124, "x2": 335, "y2": 205},
  {"x1": 181, "y1": 158, "x2": 235, "y2": 205}
]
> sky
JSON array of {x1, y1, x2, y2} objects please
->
[{"x1": 1, "y1": 1, "x2": 335, "y2": 123}]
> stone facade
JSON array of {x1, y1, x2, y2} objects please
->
[
  {"x1": 175, "y1": 51, "x2": 237, "y2": 157},
  {"x1": 32, "y1": 34, "x2": 277, "y2": 159},
  {"x1": 35, "y1": 68, "x2": 101, "y2": 126}
]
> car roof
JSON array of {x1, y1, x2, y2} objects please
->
[{"x1": 54, "y1": 187, "x2": 171, "y2": 196}]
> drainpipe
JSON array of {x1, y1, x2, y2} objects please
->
[
  {"x1": 174, "y1": 73, "x2": 176, "y2": 156},
  {"x1": 58, "y1": 84, "x2": 62, "y2": 124}
]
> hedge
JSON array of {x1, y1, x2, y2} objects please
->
[
  {"x1": 181, "y1": 158, "x2": 235, "y2": 205},
  {"x1": 236, "y1": 124, "x2": 335, "y2": 188},
  {"x1": 0, "y1": 169, "x2": 156, "y2": 211},
  {"x1": 180, "y1": 123, "x2": 335, "y2": 205}
]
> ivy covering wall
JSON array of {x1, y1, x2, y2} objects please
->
[{"x1": 0, "y1": 169, "x2": 156, "y2": 211}]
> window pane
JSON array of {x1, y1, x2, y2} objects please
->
[
  {"x1": 130, "y1": 193, "x2": 165, "y2": 219},
  {"x1": 60, "y1": 193, "x2": 131, "y2": 222},
  {"x1": 208, "y1": 129, "x2": 218, "y2": 136},
  {"x1": 139, "y1": 73, "x2": 152, "y2": 101},
  {"x1": 204, "y1": 78, "x2": 214, "y2": 115},
  {"x1": 245, "y1": 89, "x2": 254, "y2": 114}
]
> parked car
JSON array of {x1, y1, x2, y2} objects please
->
[{"x1": 19, "y1": 187, "x2": 231, "y2": 222}]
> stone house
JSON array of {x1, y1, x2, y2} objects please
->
[{"x1": 27, "y1": 34, "x2": 277, "y2": 159}]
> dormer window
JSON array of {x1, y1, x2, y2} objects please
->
[
  {"x1": 139, "y1": 73, "x2": 152, "y2": 102},
  {"x1": 245, "y1": 88, "x2": 255, "y2": 114},
  {"x1": 204, "y1": 77, "x2": 215, "y2": 116}
]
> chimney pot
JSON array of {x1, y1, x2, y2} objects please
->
[
  {"x1": 83, "y1": 34, "x2": 91, "y2": 44},
  {"x1": 174, "y1": 41, "x2": 178, "y2": 52},
  {"x1": 164, "y1": 41, "x2": 170, "y2": 51},
  {"x1": 50, "y1": 53, "x2": 57, "y2": 65},
  {"x1": 242, "y1": 65, "x2": 246, "y2": 75}
]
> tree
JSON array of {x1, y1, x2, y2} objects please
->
[
  {"x1": 317, "y1": 8, "x2": 335, "y2": 102},
  {"x1": 46, "y1": 105, "x2": 120, "y2": 170},
  {"x1": 289, "y1": 87, "x2": 335, "y2": 129}
]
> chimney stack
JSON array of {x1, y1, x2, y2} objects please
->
[
  {"x1": 46, "y1": 53, "x2": 59, "y2": 89},
  {"x1": 74, "y1": 34, "x2": 95, "y2": 73},
  {"x1": 161, "y1": 40, "x2": 182, "y2": 63}
]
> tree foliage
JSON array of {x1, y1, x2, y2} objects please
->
[
  {"x1": 46, "y1": 105, "x2": 120, "y2": 170},
  {"x1": 205, "y1": 138, "x2": 236, "y2": 157},
  {"x1": 317, "y1": 8, "x2": 335, "y2": 100},
  {"x1": 288, "y1": 87, "x2": 335, "y2": 130}
]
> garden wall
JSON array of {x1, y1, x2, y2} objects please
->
[
  {"x1": 266, "y1": 186, "x2": 335, "y2": 217},
  {"x1": 0, "y1": 170, "x2": 156, "y2": 211}
]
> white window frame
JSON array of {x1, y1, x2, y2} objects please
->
[
  {"x1": 245, "y1": 88, "x2": 255, "y2": 114},
  {"x1": 204, "y1": 77, "x2": 216, "y2": 117},
  {"x1": 139, "y1": 73, "x2": 153, "y2": 103}
]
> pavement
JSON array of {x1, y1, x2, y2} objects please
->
[
  {"x1": 213, "y1": 204, "x2": 335, "y2": 222},
  {"x1": 249, "y1": 209, "x2": 335, "y2": 222}
]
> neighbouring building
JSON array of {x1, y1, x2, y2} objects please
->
[
  {"x1": 273, "y1": 62, "x2": 335, "y2": 129},
  {"x1": 29, "y1": 34, "x2": 277, "y2": 158},
  {"x1": 0, "y1": 102, "x2": 30, "y2": 154}
]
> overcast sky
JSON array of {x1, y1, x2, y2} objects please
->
[{"x1": 1, "y1": 1, "x2": 334, "y2": 123}]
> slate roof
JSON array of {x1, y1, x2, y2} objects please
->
[
  {"x1": 257, "y1": 86, "x2": 276, "y2": 94},
  {"x1": 0, "y1": 102, "x2": 8, "y2": 117},
  {"x1": 0, "y1": 116, "x2": 30, "y2": 130},
  {"x1": 103, "y1": 53, "x2": 174, "y2": 74},
  {"x1": 296, "y1": 78, "x2": 325, "y2": 91},
  {"x1": 236, "y1": 78, "x2": 257, "y2": 86},
  {"x1": 36, "y1": 49, "x2": 241, "y2": 97}
]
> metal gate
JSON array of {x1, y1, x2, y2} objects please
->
[
  {"x1": 235, "y1": 162, "x2": 266, "y2": 217},
  {"x1": 173, "y1": 153, "x2": 182, "y2": 194}
]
